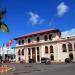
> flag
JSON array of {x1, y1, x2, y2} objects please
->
[
  {"x1": 6, "y1": 43, "x2": 9, "y2": 48},
  {"x1": 6, "y1": 39, "x2": 13, "y2": 48},
  {"x1": 8, "y1": 39, "x2": 12, "y2": 45}
]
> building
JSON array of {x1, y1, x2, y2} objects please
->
[
  {"x1": 14, "y1": 29, "x2": 75, "y2": 63},
  {"x1": 0, "y1": 47, "x2": 15, "y2": 61}
]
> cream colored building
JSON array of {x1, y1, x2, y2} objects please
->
[{"x1": 14, "y1": 29, "x2": 75, "y2": 63}]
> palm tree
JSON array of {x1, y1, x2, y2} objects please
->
[{"x1": 0, "y1": 9, "x2": 9, "y2": 32}]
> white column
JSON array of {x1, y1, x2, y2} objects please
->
[
  {"x1": 72, "y1": 43, "x2": 75, "y2": 61},
  {"x1": 30, "y1": 48, "x2": 32, "y2": 59},
  {"x1": 39, "y1": 47, "x2": 41, "y2": 63},
  {"x1": 25, "y1": 48, "x2": 29, "y2": 63},
  {"x1": 24, "y1": 48, "x2": 26, "y2": 62},
  {"x1": 16, "y1": 49, "x2": 19, "y2": 63},
  {"x1": 36, "y1": 47, "x2": 37, "y2": 63}
]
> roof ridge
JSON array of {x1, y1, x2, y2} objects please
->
[{"x1": 14, "y1": 28, "x2": 60, "y2": 40}]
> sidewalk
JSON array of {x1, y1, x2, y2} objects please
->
[{"x1": 0, "y1": 65, "x2": 12, "y2": 74}]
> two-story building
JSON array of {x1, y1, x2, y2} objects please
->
[{"x1": 14, "y1": 29, "x2": 75, "y2": 63}]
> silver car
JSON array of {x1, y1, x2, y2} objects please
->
[{"x1": 41, "y1": 57, "x2": 50, "y2": 64}]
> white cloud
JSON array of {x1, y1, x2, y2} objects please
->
[
  {"x1": 61, "y1": 28, "x2": 75, "y2": 38},
  {"x1": 28, "y1": 12, "x2": 44, "y2": 25},
  {"x1": 57, "y1": 2, "x2": 69, "y2": 16}
]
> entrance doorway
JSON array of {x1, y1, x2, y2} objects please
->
[
  {"x1": 28, "y1": 47, "x2": 40, "y2": 63},
  {"x1": 32, "y1": 47, "x2": 36, "y2": 62}
]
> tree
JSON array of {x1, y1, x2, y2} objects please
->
[{"x1": 0, "y1": 8, "x2": 9, "y2": 32}]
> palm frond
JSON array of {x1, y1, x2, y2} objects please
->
[{"x1": 0, "y1": 22, "x2": 9, "y2": 32}]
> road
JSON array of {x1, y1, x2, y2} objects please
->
[{"x1": 1, "y1": 63, "x2": 75, "y2": 75}]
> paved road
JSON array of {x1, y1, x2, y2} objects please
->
[{"x1": 1, "y1": 63, "x2": 75, "y2": 75}]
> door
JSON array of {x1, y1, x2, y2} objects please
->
[{"x1": 32, "y1": 47, "x2": 36, "y2": 62}]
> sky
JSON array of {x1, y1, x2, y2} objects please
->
[{"x1": 0, "y1": 0, "x2": 75, "y2": 47}]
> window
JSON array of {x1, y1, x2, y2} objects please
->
[
  {"x1": 18, "y1": 40, "x2": 21, "y2": 45},
  {"x1": 18, "y1": 49, "x2": 21, "y2": 55},
  {"x1": 18, "y1": 57, "x2": 21, "y2": 61},
  {"x1": 22, "y1": 49, "x2": 24, "y2": 55},
  {"x1": 37, "y1": 47, "x2": 39, "y2": 54},
  {"x1": 36, "y1": 37, "x2": 40, "y2": 42},
  {"x1": 28, "y1": 48, "x2": 31, "y2": 60},
  {"x1": 37, "y1": 47, "x2": 40, "y2": 61},
  {"x1": 50, "y1": 54, "x2": 54, "y2": 61},
  {"x1": 50, "y1": 46, "x2": 54, "y2": 53},
  {"x1": 22, "y1": 40, "x2": 24, "y2": 44},
  {"x1": 28, "y1": 38, "x2": 31, "y2": 43},
  {"x1": 49, "y1": 34, "x2": 52, "y2": 40},
  {"x1": 45, "y1": 46, "x2": 48, "y2": 54},
  {"x1": 44, "y1": 35, "x2": 48, "y2": 41},
  {"x1": 68, "y1": 43, "x2": 72, "y2": 51},
  {"x1": 74, "y1": 43, "x2": 75, "y2": 51},
  {"x1": 69, "y1": 53, "x2": 73, "y2": 60},
  {"x1": 28, "y1": 48, "x2": 30, "y2": 55},
  {"x1": 62, "y1": 44, "x2": 67, "y2": 52}
]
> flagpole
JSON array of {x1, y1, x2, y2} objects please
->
[
  {"x1": 2, "y1": 44, "x2": 5, "y2": 63},
  {"x1": 0, "y1": 46, "x2": 3, "y2": 63},
  {"x1": 7, "y1": 47, "x2": 8, "y2": 61},
  {"x1": 6, "y1": 39, "x2": 13, "y2": 62}
]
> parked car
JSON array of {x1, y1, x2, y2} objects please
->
[
  {"x1": 41, "y1": 57, "x2": 50, "y2": 64},
  {"x1": 65, "y1": 58, "x2": 72, "y2": 63}
]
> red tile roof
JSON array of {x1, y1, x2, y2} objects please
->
[{"x1": 14, "y1": 29, "x2": 61, "y2": 40}]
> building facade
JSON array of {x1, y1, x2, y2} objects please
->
[
  {"x1": 0, "y1": 47, "x2": 15, "y2": 61},
  {"x1": 14, "y1": 29, "x2": 75, "y2": 63}
]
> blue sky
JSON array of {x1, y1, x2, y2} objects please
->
[{"x1": 0, "y1": 0, "x2": 75, "y2": 47}]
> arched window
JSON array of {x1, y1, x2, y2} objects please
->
[
  {"x1": 68, "y1": 43, "x2": 72, "y2": 51},
  {"x1": 28, "y1": 38, "x2": 31, "y2": 43},
  {"x1": 18, "y1": 40, "x2": 21, "y2": 45},
  {"x1": 37, "y1": 47, "x2": 39, "y2": 54},
  {"x1": 18, "y1": 57, "x2": 21, "y2": 61},
  {"x1": 36, "y1": 37, "x2": 40, "y2": 42},
  {"x1": 22, "y1": 49, "x2": 24, "y2": 55},
  {"x1": 45, "y1": 46, "x2": 48, "y2": 54},
  {"x1": 22, "y1": 40, "x2": 24, "y2": 44},
  {"x1": 49, "y1": 34, "x2": 52, "y2": 40},
  {"x1": 50, "y1": 46, "x2": 53, "y2": 53},
  {"x1": 69, "y1": 53, "x2": 73, "y2": 60},
  {"x1": 18, "y1": 49, "x2": 21, "y2": 55},
  {"x1": 44, "y1": 35, "x2": 48, "y2": 41},
  {"x1": 50, "y1": 54, "x2": 54, "y2": 61},
  {"x1": 37, "y1": 47, "x2": 40, "y2": 61},
  {"x1": 62, "y1": 44, "x2": 67, "y2": 52}
]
